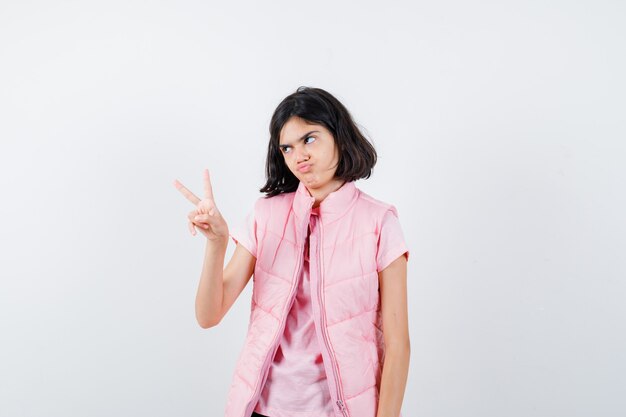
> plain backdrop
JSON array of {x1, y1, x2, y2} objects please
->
[{"x1": 1, "y1": 1, "x2": 625, "y2": 416}]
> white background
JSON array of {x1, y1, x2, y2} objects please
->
[{"x1": 1, "y1": 1, "x2": 624, "y2": 416}]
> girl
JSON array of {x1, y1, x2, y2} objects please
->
[{"x1": 174, "y1": 87, "x2": 410, "y2": 417}]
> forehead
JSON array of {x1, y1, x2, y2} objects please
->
[{"x1": 279, "y1": 117, "x2": 328, "y2": 144}]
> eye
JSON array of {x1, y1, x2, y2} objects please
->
[{"x1": 279, "y1": 136, "x2": 316, "y2": 154}]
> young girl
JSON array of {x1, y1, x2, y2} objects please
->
[{"x1": 174, "y1": 87, "x2": 410, "y2": 417}]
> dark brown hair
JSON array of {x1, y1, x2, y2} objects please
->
[{"x1": 260, "y1": 86, "x2": 377, "y2": 198}]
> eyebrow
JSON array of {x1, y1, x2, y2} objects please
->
[{"x1": 279, "y1": 130, "x2": 320, "y2": 147}]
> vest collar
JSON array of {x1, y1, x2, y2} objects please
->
[{"x1": 293, "y1": 179, "x2": 359, "y2": 226}]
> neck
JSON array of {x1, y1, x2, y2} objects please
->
[{"x1": 307, "y1": 179, "x2": 347, "y2": 208}]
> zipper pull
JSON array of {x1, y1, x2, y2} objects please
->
[{"x1": 336, "y1": 399, "x2": 346, "y2": 412}]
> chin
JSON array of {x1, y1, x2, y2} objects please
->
[{"x1": 304, "y1": 177, "x2": 327, "y2": 188}]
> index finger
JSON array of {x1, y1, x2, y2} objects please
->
[
  {"x1": 173, "y1": 179, "x2": 201, "y2": 205},
  {"x1": 203, "y1": 168, "x2": 214, "y2": 200}
]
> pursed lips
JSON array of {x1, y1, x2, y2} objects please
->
[{"x1": 297, "y1": 163, "x2": 312, "y2": 172}]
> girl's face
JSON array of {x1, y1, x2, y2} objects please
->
[{"x1": 278, "y1": 116, "x2": 340, "y2": 190}]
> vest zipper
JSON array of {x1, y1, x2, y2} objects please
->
[
  {"x1": 317, "y1": 220, "x2": 350, "y2": 417},
  {"x1": 243, "y1": 204, "x2": 313, "y2": 417}
]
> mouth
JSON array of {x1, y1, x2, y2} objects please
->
[{"x1": 297, "y1": 164, "x2": 312, "y2": 173}]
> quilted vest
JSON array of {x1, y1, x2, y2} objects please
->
[{"x1": 224, "y1": 180, "x2": 405, "y2": 417}]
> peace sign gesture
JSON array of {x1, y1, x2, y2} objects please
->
[{"x1": 173, "y1": 168, "x2": 229, "y2": 241}]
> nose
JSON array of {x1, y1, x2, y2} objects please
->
[{"x1": 295, "y1": 146, "x2": 309, "y2": 163}]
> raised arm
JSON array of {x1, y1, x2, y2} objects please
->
[{"x1": 174, "y1": 169, "x2": 256, "y2": 328}]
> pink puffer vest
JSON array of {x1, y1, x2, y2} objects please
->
[{"x1": 225, "y1": 180, "x2": 408, "y2": 417}]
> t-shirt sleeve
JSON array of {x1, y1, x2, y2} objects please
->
[
  {"x1": 229, "y1": 204, "x2": 257, "y2": 258},
  {"x1": 376, "y1": 206, "x2": 410, "y2": 272}
]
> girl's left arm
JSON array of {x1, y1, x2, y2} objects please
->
[{"x1": 376, "y1": 254, "x2": 410, "y2": 417}]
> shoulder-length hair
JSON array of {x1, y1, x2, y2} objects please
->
[{"x1": 259, "y1": 86, "x2": 377, "y2": 198}]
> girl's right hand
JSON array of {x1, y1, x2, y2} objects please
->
[{"x1": 173, "y1": 168, "x2": 229, "y2": 242}]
